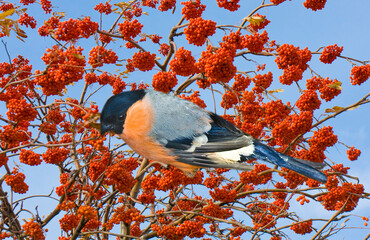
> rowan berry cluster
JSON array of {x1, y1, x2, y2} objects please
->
[
  {"x1": 0, "y1": 124, "x2": 30, "y2": 149},
  {"x1": 77, "y1": 206, "x2": 97, "y2": 220},
  {"x1": 347, "y1": 146, "x2": 361, "y2": 161},
  {"x1": 221, "y1": 91, "x2": 240, "y2": 109},
  {"x1": 6, "y1": 98, "x2": 37, "y2": 122},
  {"x1": 350, "y1": 65, "x2": 370, "y2": 85},
  {"x1": 303, "y1": 0, "x2": 327, "y2": 11},
  {"x1": 169, "y1": 47, "x2": 197, "y2": 76},
  {"x1": 94, "y1": 2, "x2": 112, "y2": 15},
  {"x1": 22, "y1": 220, "x2": 45, "y2": 240},
  {"x1": 106, "y1": 206, "x2": 144, "y2": 229},
  {"x1": 290, "y1": 220, "x2": 313, "y2": 235},
  {"x1": 158, "y1": 43, "x2": 170, "y2": 56},
  {"x1": 59, "y1": 214, "x2": 80, "y2": 232},
  {"x1": 42, "y1": 146, "x2": 69, "y2": 164},
  {"x1": 319, "y1": 44, "x2": 343, "y2": 64},
  {"x1": 217, "y1": 0, "x2": 240, "y2": 11},
  {"x1": 295, "y1": 90, "x2": 321, "y2": 111},
  {"x1": 305, "y1": 76, "x2": 341, "y2": 102},
  {"x1": 252, "y1": 71, "x2": 273, "y2": 93},
  {"x1": 202, "y1": 201, "x2": 233, "y2": 219},
  {"x1": 318, "y1": 182, "x2": 364, "y2": 212},
  {"x1": 41, "y1": 0, "x2": 52, "y2": 13},
  {"x1": 130, "y1": 51, "x2": 156, "y2": 71},
  {"x1": 0, "y1": 154, "x2": 8, "y2": 167},
  {"x1": 5, "y1": 168, "x2": 29, "y2": 194},
  {"x1": 0, "y1": 3, "x2": 14, "y2": 11},
  {"x1": 18, "y1": 13, "x2": 37, "y2": 29},
  {"x1": 88, "y1": 46, "x2": 118, "y2": 68},
  {"x1": 181, "y1": 0, "x2": 206, "y2": 20},
  {"x1": 104, "y1": 162, "x2": 137, "y2": 193},
  {"x1": 55, "y1": 17, "x2": 98, "y2": 41},
  {"x1": 243, "y1": 31, "x2": 269, "y2": 53},
  {"x1": 240, "y1": 164, "x2": 272, "y2": 185},
  {"x1": 210, "y1": 186, "x2": 237, "y2": 202},
  {"x1": 19, "y1": 149, "x2": 42, "y2": 166},
  {"x1": 153, "y1": 220, "x2": 205, "y2": 239},
  {"x1": 197, "y1": 46, "x2": 236, "y2": 84},
  {"x1": 184, "y1": 17, "x2": 216, "y2": 46},
  {"x1": 158, "y1": 0, "x2": 176, "y2": 12},
  {"x1": 248, "y1": 14, "x2": 270, "y2": 32},
  {"x1": 270, "y1": 0, "x2": 286, "y2": 5},
  {"x1": 35, "y1": 46, "x2": 86, "y2": 96},
  {"x1": 272, "y1": 111, "x2": 313, "y2": 146},
  {"x1": 179, "y1": 91, "x2": 207, "y2": 108},
  {"x1": 118, "y1": 19, "x2": 143, "y2": 41},
  {"x1": 152, "y1": 71, "x2": 178, "y2": 93}
]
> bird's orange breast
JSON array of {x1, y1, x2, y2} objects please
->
[{"x1": 119, "y1": 97, "x2": 199, "y2": 174}]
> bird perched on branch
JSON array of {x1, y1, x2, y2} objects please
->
[{"x1": 100, "y1": 89, "x2": 327, "y2": 183}]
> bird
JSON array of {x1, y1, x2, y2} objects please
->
[{"x1": 100, "y1": 89, "x2": 327, "y2": 183}]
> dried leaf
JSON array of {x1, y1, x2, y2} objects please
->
[
  {"x1": 245, "y1": 16, "x2": 265, "y2": 26},
  {"x1": 0, "y1": 9, "x2": 15, "y2": 20},
  {"x1": 327, "y1": 81, "x2": 342, "y2": 90},
  {"x1": 325, "y1": 106, "x2": 344, "y2": 113},
  {"x1": 268, "y1": 88, "x2": 284, "y2": 94}
]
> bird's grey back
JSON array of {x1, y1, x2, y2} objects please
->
[{"x1": 145, "y1": 90, "x2": 211, "y2": 143}]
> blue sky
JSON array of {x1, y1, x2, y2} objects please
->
[{"x1": 1, "y1": 0, "x2": 369, "y2": 239}]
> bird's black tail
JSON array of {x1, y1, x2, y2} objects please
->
[{"x1": 248, "y1": 141, "x2": 327, "y2": 183}]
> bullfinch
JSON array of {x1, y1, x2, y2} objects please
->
[{"x1": 100, "y1": 89, "x2": 327, "y2": 183}]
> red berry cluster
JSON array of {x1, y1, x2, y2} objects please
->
[
  {"x1": 181, "y1": 0, "x2": 206, "y2": 20},
  {"x1": 295, "y1": 90, "x2": 321, "y2": 111},
  {"x1": 42, "y1": 146, "x2": 69, "y2": 164},
  {"x1": 88, "y1": 46, "x2": 118, "y2": 68},
  {"x1": 290, "y1": 220, "x2": 313, "y2": 235},
  {"x1": 252, "y1": 71, "x2": 273, "y2": 93},
  {"x1": 275, "y1": 44, "x2": 311, "y2": 84},
  {"x1": 6, "y1": 98, "x2": 37, "y2": 122},
  {"x1": 318, "y1": 182, "x2": 364, "y2": 212},
  {"x1": 104, "y1": 162, "x2": 136, "y2": 193},
  {"x1": 18, "y1": 13, "x2": 37, "y2": 29},
  {"x1": 350, "y1": 65, "x2": 370, "y2": 85},
  {"x1": 196, "y1": 46, "x2": 236, "y2": 84},
  {"x1": 303, "y1": 0, "x2": 327, "y2": 11},
  {"x1": 5, "y1": 168, "x2": 29, "y2": 194},
  {"x1": 243, "y1": 31, "x2": 269, "y2": 53},
  {"x1": 217, "y1": 0, "x2": 240, "y2": 11},
  {"x1": 94, "y1": 2, "x2": 112, "y2": 15},
  {"x1": 221, "y1": 91, "x2": 240, "y2": 109},
  {"x1": 158, "y1": 0, "x2": 176, "y2": 12},
  {"x1": 169, "y1": 47, "x2": 197, "y2": 76},
  {"x1": 118, "y1": 19, "x2": 143, "y2": 41},
  {"x1": 35, "y1": 46, "x2": 86, "y2": 96},
  {"x1": 19, "y1": 149, "x2": 42, "y2": 166},
  {"x1": 59, "y1": 214, "x2": 80, "y2": 232},
  {"x1": 347, "y1": 146, "x2": 361, "y2": 161},
  {"x1": 319, "y1": 44, "x2": 343, "y2": 64},
  {"x1": 270, "y1": 0, "x2": 286, "y2": 5},
  {"x1": 152, "y1": 71, "x2": 178, "y2": 93},
  {"x1": 179, "y1": 91, "x2": 207, "y2": 108},
  {"x1": 130, "y1": 51, "x2": 156, "y2": 71},
  {"x1": 248, "y1": 13, "x2": 270, "y2": 32},
  {"x1": 184, "y1": 17, "x2": 216, "y2": 46},
  {"x1": 55, "y1": 17, "x2": 98, "y2": 41},
  {"x1": 22, "y1": 220, "x2": 45, "y2": 240}
]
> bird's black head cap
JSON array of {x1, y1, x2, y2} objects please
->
[{"x1": 100, "y1": 89, "x2": 146, "y2": 135}]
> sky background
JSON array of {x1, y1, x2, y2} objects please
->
[{"x1": 1, "y1": 0, "x2": 369, "y2": 239}]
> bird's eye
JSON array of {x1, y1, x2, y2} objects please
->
[{"x1": 118, "y1": 114, "x2": 125, "y2": 121}]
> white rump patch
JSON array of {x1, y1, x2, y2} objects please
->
[{"x1": 207, "y1": 144, "x2": 255, "y2": 163}]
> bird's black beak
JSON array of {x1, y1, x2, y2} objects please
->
[{"x1": 100, "y1": 123, "x2": 109, "y2": 136}]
